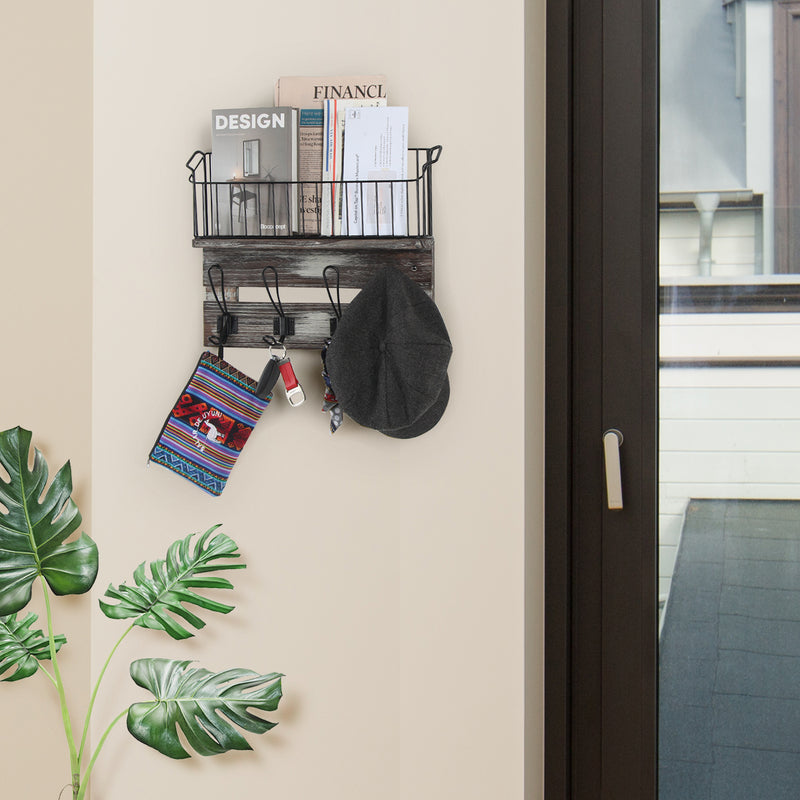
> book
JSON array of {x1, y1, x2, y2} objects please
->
[
  {"x1": 341, "y1": 106, "x2": 408, "y2": 236},
  {"x1": 210, "y1": 107, "x2": 298, "y2": 236},
  {"x1": 322, "y1": 97, "x2": 388, "y2": 236},
  {"x1": 274, "y1": 75, "x2": 387, "y2": 234}
]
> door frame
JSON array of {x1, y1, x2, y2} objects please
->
[{"x1": 545, "y1": 0, "x2": 659, "y2": 797}]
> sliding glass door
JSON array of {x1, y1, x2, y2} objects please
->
[
  {"x1": 658, "y1": 2, "x2": 800, "y2": 797},
  {"x1": 546, "y1": 1, "x2": 800, "y2": 798}
]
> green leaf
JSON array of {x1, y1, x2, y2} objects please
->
[
  {"x1": 127, "y1": 658, "x2": 283, "y2": 759},
  {"x1": 99, "y1": 526, "x2": 245, "y2": 640},
  {"x1": 0, "y1": 427, "x2": 98, "y2": 615},
  {"x1": 0, "y1": 612, "x2": 67, "y2": 682}
]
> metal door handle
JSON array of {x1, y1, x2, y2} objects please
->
[{"x1": 603, "y1": 429, "x2": 624, "y2": 510}]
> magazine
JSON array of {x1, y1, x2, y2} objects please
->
[{"x1": 210, "y1": 107, "x2": 298, "y2": 236}]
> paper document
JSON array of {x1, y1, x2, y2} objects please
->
[
  {"x1": 322, "y1": 98, "x2": 387, "y2": 235},
  {"x1": 341, "y1": 107, "x2": 408, "y2": 236}
]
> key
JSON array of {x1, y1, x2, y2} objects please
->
[
  {"x1": 255, "y1": 356, "x2": 281, "y2": 400},
  {"x1": 278, "y1": 356, "x2": 305, "y2": 406}
]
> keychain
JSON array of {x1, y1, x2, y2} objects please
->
[
  {"x1": 255, "y1": 354, "x2": 282, "y2": 400},
  {"x1": 266, "y1": 341, "x2": 305, "y2": 407},
  {"x1": 261, "y1": 266, "x2": 303, "y2": 406},
  {"x1": 278, "y1": 355, "x2": 305, "y2": 407}
]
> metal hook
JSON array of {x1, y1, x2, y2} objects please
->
[
  {"x1": 261, "y1": 266, "x2": 284, "y2": 317},
  {"x1": 207, "y1": 265, "x2": 236, "y2": 358},
  {"x1": 323, "y1": 265, "x2": 342, "y2": 335},
  {"x1": 261, "y1": 266, "x2": 294, "y2": 341}
]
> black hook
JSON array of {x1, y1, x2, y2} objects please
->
[
  {"x1": 207, "y1": 265, "x2": 237, "y2": 359},
  {"x1": 323, "y1": 265, "x2": 342, "y2": 335},
  {"x1": 262, "y1": 266, "x2": 294, "y2": 341}
]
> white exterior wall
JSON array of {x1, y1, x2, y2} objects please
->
[
  {"x1": 660, "y1": 208, "x2": 758, "y2": 279},
  {"x1": 658, "y1": 313, "x2": 800, "y2": 602}
]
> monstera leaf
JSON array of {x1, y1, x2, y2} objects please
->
[
  {"x1": 0, "y1": 612, "x2": 67, "y2": 682},
  {"x1": 99, "y1": 526, "x2": 244, "y2": 640},
  {"x1": 0, "y1": 427, "x2": 98, "y2": 615},
  {"x1": 127, "y1": 658, "x2": 283, "y2": 759}
]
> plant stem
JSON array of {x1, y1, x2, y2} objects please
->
[
  {"x1": 36, "y1": 660, "x2": 58, "y2": 689},
  {"x1": 76, "y1": 709, "x2": 127, "y2": 800},
  {"x1": 40, "y1": 577, "x2": 80, "y2": 792},
  {"x1": 77, "y1": 622, "x2": 135, "y2": 765}
]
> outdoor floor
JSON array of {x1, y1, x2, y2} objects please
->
[{"x1": 659, "y1": 499, "x2": 800, "y2": 800}]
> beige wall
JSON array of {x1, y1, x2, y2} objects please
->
[
  {"x1": 2, "y1": 0, "x2": 545, "y2": 797},
  {"x1": 0, "y1": 2, "x2": 93, "y2": 797}
]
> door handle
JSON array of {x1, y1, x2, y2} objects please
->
[{"x1": 603, "y1": 429, "x2": 624, "y2": 510}]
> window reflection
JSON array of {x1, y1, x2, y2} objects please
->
[{"x1": 659, "y1": 0, "x2": 800, "y2": 278}]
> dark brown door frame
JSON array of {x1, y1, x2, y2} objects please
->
[{"x1": 545, "y1": 0, "x2": 659, "y2": 797}]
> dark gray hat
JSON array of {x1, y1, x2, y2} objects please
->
[
  {"x1": 326, "y1": 266, "x2": 452, "y2": 434},
  {"x1": 380, "y1": 375, "x2": 450, "y2": 439}
]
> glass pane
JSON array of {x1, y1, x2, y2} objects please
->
[{"x1": 659, "y1": 1, "x2": 800, "y2": 797}]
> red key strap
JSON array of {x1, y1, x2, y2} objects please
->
[{"x1": 278, "y1": 359, "x2": 299, "y2": 390}]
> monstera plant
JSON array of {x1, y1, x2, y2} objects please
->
[{"x1": 0, "y1": 427, "x2": 282, "y2": 800}]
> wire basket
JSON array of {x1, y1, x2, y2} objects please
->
[{"x1": 187, "y1": 145, "x2": 442, "y2": 239}]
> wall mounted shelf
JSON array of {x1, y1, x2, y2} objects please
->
[{"x1": 188, "y1": 146, "x2": 441, "y2": 350}]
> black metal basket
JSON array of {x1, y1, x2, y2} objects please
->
[{"x1": 187, "y1": 145, "x2": 442, "y2": 240}]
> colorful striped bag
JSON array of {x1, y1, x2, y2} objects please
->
[{"x1": 149, "y1": 351, "x2": 270, "y2": 496}]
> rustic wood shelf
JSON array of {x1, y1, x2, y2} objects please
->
[{"x1": 196, "y1": 236, "x2": 435, "y2": 349}]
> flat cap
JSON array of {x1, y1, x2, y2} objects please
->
[{"x1": 326, "y1": 266, "x2": 452, "y2": 435}]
